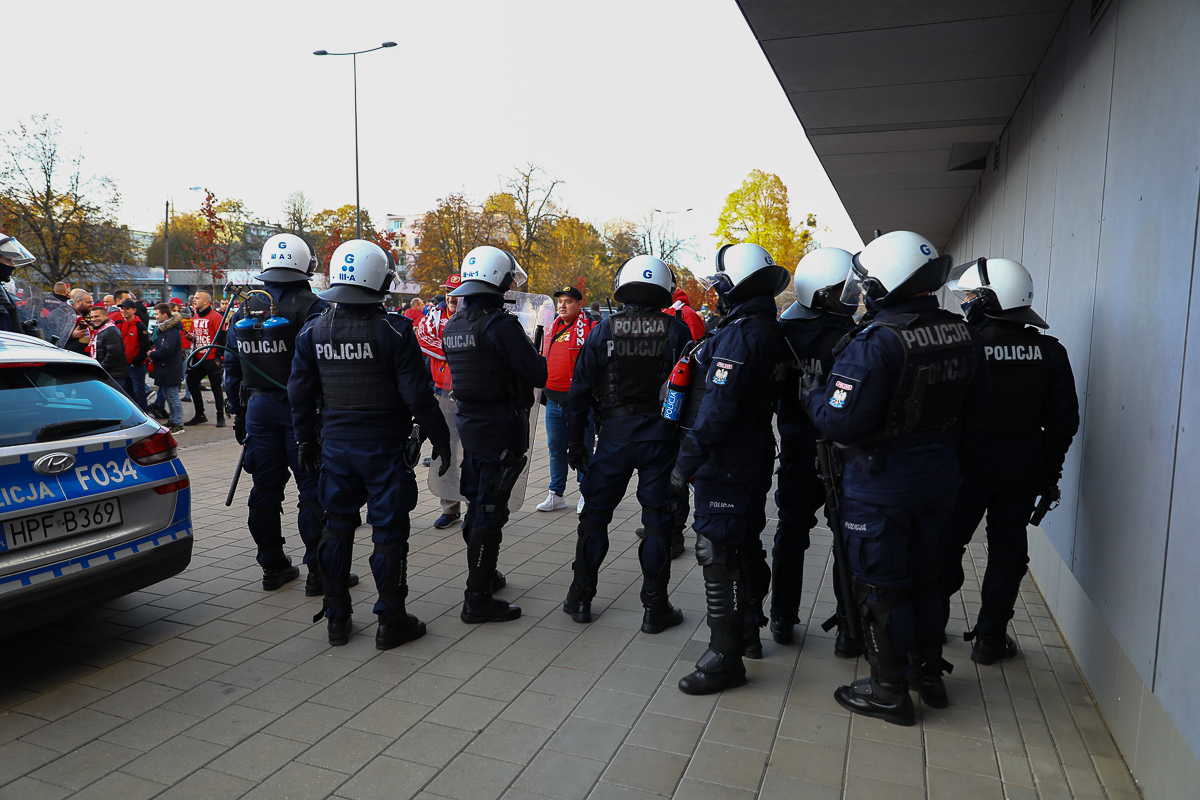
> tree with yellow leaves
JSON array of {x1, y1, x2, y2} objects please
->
[{"x1": 714, "y1": 169, "x2": 817, "y2": 268}]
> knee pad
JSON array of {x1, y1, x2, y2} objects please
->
[{"x1": 694, "y1": 534, "x2": 737, "y2": 568}]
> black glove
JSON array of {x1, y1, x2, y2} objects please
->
[
  {"x1": 801, "y1": 371, "x2": 825, "y2": 392},
  {"x1": 671, "y1": 465, "x2": 691, "y2": 497},
  {"x1": 21, "y1": 319, "x2": 39, "y2": 335},
  {"x1": 233, "y1": 415, "x2": 247, "y2": 445},
  {"x1": 298, "y1": 441, "x2": 321, "y2": 474},
  {"x1": 567, "y1": 441, "x2": 589, "y2": 474},
  {"x1": 431, "y1": 441, "x2": 452, "y2": 477}
]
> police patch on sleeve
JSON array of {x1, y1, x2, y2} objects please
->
[
  {"x1": 827, "y1": 374, "x2": 857, "y2": 410},
  {"x1": 711, "y1": 361, "x2": 735, "y2": 385}
]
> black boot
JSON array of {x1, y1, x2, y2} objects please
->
[
  {"x1": 770, "y1": 617, "x2": 794, "y2": 645},
  {"x1": 370, "y1": 536, "x2": 426, "y2": 650},
  {"x1": 215, "y1": 414, "x2": 226, "y2": 429},
  {"x1": 743, "y1": 621, "x2": 763, "y2": 659},
  {"x1": 463, "y1": 520, "x2": 507, "y2": 593},
  {"x1": 261, "y1": 557, "x2": 299, "y2": 590},
  {"x1": 327, "y1": 617, "x2": 352, "y2": 646},
  {"x1": 462, "y1": 592, "x2": 521, "y2": 623},
  {"x1": 461, "y1": 527, "x2": 520, "y2": 623},
  {"x1": 563, "y1": 582, "x2": 595, "y2": 623},
  {"x1": 967, "y1": 628, "x2": 1019, "y2": 665},
  {"x1": 305, "y1": 566, "x2": 360, "y2": 597},
  {"x1": 834, "y1": 610, "x2": 865, "y2": 658},
  {"x1": 640, "y1": 593, "x2": 683, "y2": 634},
  {"x1": 376, "y1": 612, "x2": 425, "y2": 649},
  {"x1": 834, "y1": 677, "x2": 915, "y2": 726},
  {"x1": 908, "y1": 656, "x2": 952, "y2": 708},
  {"x1": 769, "y1": 545, "x2": 802, "y2": 645},
  {"x1": 678, "y1": 556, "x2": 746, "y2": 695}
]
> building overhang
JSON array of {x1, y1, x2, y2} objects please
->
[{"x1": 736, "y1": 1, "x2": 1071, "y2": 249}]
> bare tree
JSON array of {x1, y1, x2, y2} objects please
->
[
  {"x1": 487, "y1": 164, "x2": 562, "y2": 270},
  {"x1": 0, "y1": 115, "x2": 128, "y2": 287},
  {"x1": 283, "y1": 190, "x2": 314, "y2": 236},
  {"x1": 633, "y1": 210, "x2": 695, "y2": 267}
]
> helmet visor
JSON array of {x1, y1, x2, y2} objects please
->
[
  {"x1": 510, "y1": 262, "x2": 528, "y2": 289},
  {"x1": 838, "y1": 259, "x2": 870, "y2": 317},
  {"x1": 0, "y1": 236, "x2": 35, "y2": 267}
]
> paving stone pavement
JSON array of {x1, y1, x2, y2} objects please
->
[{"x1": 0, "y1": 426, "x2": 1142, "y2": 799}]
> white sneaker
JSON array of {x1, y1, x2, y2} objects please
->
[
  {"x1": 536, "y1": 491, "x2": 567, "y2": 512},
  {"x1": 576, "y1": 496, "x2": 585, "y2": 514}
]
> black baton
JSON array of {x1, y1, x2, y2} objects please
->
[
  {"x1": 225, "y1": 447, "x2": 246, "y2": 507},
  {"x1": 816, "y1": 439, "x2": 860, "y2": 642}
]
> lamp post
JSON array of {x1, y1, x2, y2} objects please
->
[
  {"x1": 313, "y1": 42, "x2": 397, "y2": 241},
  {"x1": 163, "y1": 188, "x2": 202, "y2": 299}
]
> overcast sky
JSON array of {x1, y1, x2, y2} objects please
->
[{"x1": 4, "y1": 0, "x2": 863, "y2": 272}]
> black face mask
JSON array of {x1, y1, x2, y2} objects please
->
[{"x1": 0, "y1": 263, "x2": 13, "y2": 283}]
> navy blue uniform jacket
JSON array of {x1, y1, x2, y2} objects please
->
[
  {"x1": 803, "y1": 296, "x2": 992, "y2": 505},
  {"x1": 778, "y1": 313, "x2": 858, "y2": 458},
  {"x1": 960, "y1": 318, "x2": 1078, "y2": 487},
  {"x1": 566, "y1": 310, "x2": 692, "y2": 444},
  {"x1": 451, "y1": 295, "x2": 548, "y2": 459},
  {"x1": 288, "y1": 308, "x2": 449, "y2": 446},
  {"x1": 676, "y1": 295, "x2": 783, "y2": 484}
]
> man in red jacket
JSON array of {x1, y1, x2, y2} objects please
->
[
  {"x1": 538, "y1": 286, "x2": 596, "y2": 513},
  {"x1": 416, "y1": 276, "x2": 465, "y2": 529},
  {"x1": 184, "y1": 291, "x2": 227, "y2": 427},
  {"x1": 666, "y1": 285, "x2": 706, "y2": 341},
  {"x1": 116, "y1": 299, "x2": 152, "y2": 409}
]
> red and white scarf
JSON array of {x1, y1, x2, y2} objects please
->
[
  {"x1": 86, "y1": 319, "x2": 115, "y2": 360},
  {"x1": 544, "y1": 313, "x2": 594, "y2": 360}
]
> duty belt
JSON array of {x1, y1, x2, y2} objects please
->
[{"x1": 599, "y1": 401, "x2": 661, "y2": 421}]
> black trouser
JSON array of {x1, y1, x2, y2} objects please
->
[{"x1": 186, "y1": 358, "x2": 224, "y2": 417}]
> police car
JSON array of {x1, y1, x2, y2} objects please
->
[{"x1": 0, "y1": 331, "x2": 192, "y2": 637}]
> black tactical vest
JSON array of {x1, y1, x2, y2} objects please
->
[
  {"x1": 964, "y1": 323, "x2": 1052, "y2": 434},
  {"x1": 237, "y1": 289, "x2": 319, "y2": 390},
  {"x1": 601, "y1": 308, "x2": 673, "y2": 417},
  {"x1": 443, "y1": 307, "x2": 517, "y2": 403},
  {"x1": 870, "y1": 309, "x2": 976, "y2": 439},
  {"x1": 310, "y1": 308, "x2": 404, "y2": 411},
  {"x1": 0, "y1": 284, "x2": 19, "y2": 332},
  {"x1": 779, "y1": 319, "x2": 852, "y2": 421}
]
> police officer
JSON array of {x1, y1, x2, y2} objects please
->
[
  {"x1": 771, "y1": 248, "x2": 860, "y2": 653},
  {"x1": 224, "y1": 234, "x2": 357, "y2": 594},
  {"x1": 674, "y1": 243, "x2": 790, "y2": 695},
  {"x1": 290, "y1": 240, "x2": 452, "y2": 647},
  {"x1": 562, "y1": 256, "x2": 692, "y2": 632},
  {"x1": 443, "y1": 246, "x2": 547, "y2": 624},
  {"x1": 803, "y1": 231, "x2": 990, "y2": 726},
  {"x1": 0, "y1": 233, "x2": 37, "y2": 336},
  {"x1": 940, "y1": 258, "x2": 1078, "y2": 664}
]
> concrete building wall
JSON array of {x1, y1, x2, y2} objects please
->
[{"x1": 942, "y1": 0, "x2": 1200, "y2": 795}]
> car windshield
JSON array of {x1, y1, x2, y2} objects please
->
[{"x1": 0, "y1": 362, "x2": 145, "y2": 446}]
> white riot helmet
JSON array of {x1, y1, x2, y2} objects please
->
[
  {"x1": 257, "y1": 233, "x2": 317, "y2": 283},
  {"x1": 320, "y1": 239, "x2": 396, "y2": 304},
  {"x1": 781, "y1": 247, "x2": 854, "y2": 320},
  {"x1": 948, "y1": 257, "x2": 1047, "y2": 328},
  {"x1": 613, "y1": 255, "x2": 673, "y2": 307},
  {"x1": 841, "y1": 230, "x2": 953, "y2": 310},
  {"x1": 450, "y1": 246, "x2": 527, "y2": 296},
  {"x1": 699, "y1": 243, "x2": 790, "y2": 305},
  {"x1": 0, "y1": 234, "x2": 35, "y2": 269}
]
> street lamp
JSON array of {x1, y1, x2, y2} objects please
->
[{"x1": 313, "y1": 42, "x2": 397, "y2": 240}]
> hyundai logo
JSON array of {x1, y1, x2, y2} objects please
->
[{"x1": 33, "y1": 452, "x2": 76, "y2": 476}]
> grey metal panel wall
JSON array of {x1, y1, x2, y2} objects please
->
[
  {"x1": 1042, "y1": 0, "x2": 1118, "y2": 566},
  {"x1": 1113, "y1": 0, "x2": 1200, "y2": 744},
  {"x1": 1077, "y1": 0, "x2": 1200, "y2": 687},
  {"x1": 1022, "y1": 23, "x2": 1069, "y2": 322},
  {"x1": 938, "y1": 0, "x2": 1200, "y2": 753}
]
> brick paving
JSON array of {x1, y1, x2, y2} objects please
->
[{"x1": 0, "y1": 422, "x2": 1141, "y2": 799}]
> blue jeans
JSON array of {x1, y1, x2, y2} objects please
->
[
  {"x1": 123, "y1": 363, "x2": 148, "y2": 411},
  {"x1": 160, "y1": 385, "x2": 182, "y2": 426},
  {"x1": 545, "y1": 399, "x2": 594, "y2": 495}
]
